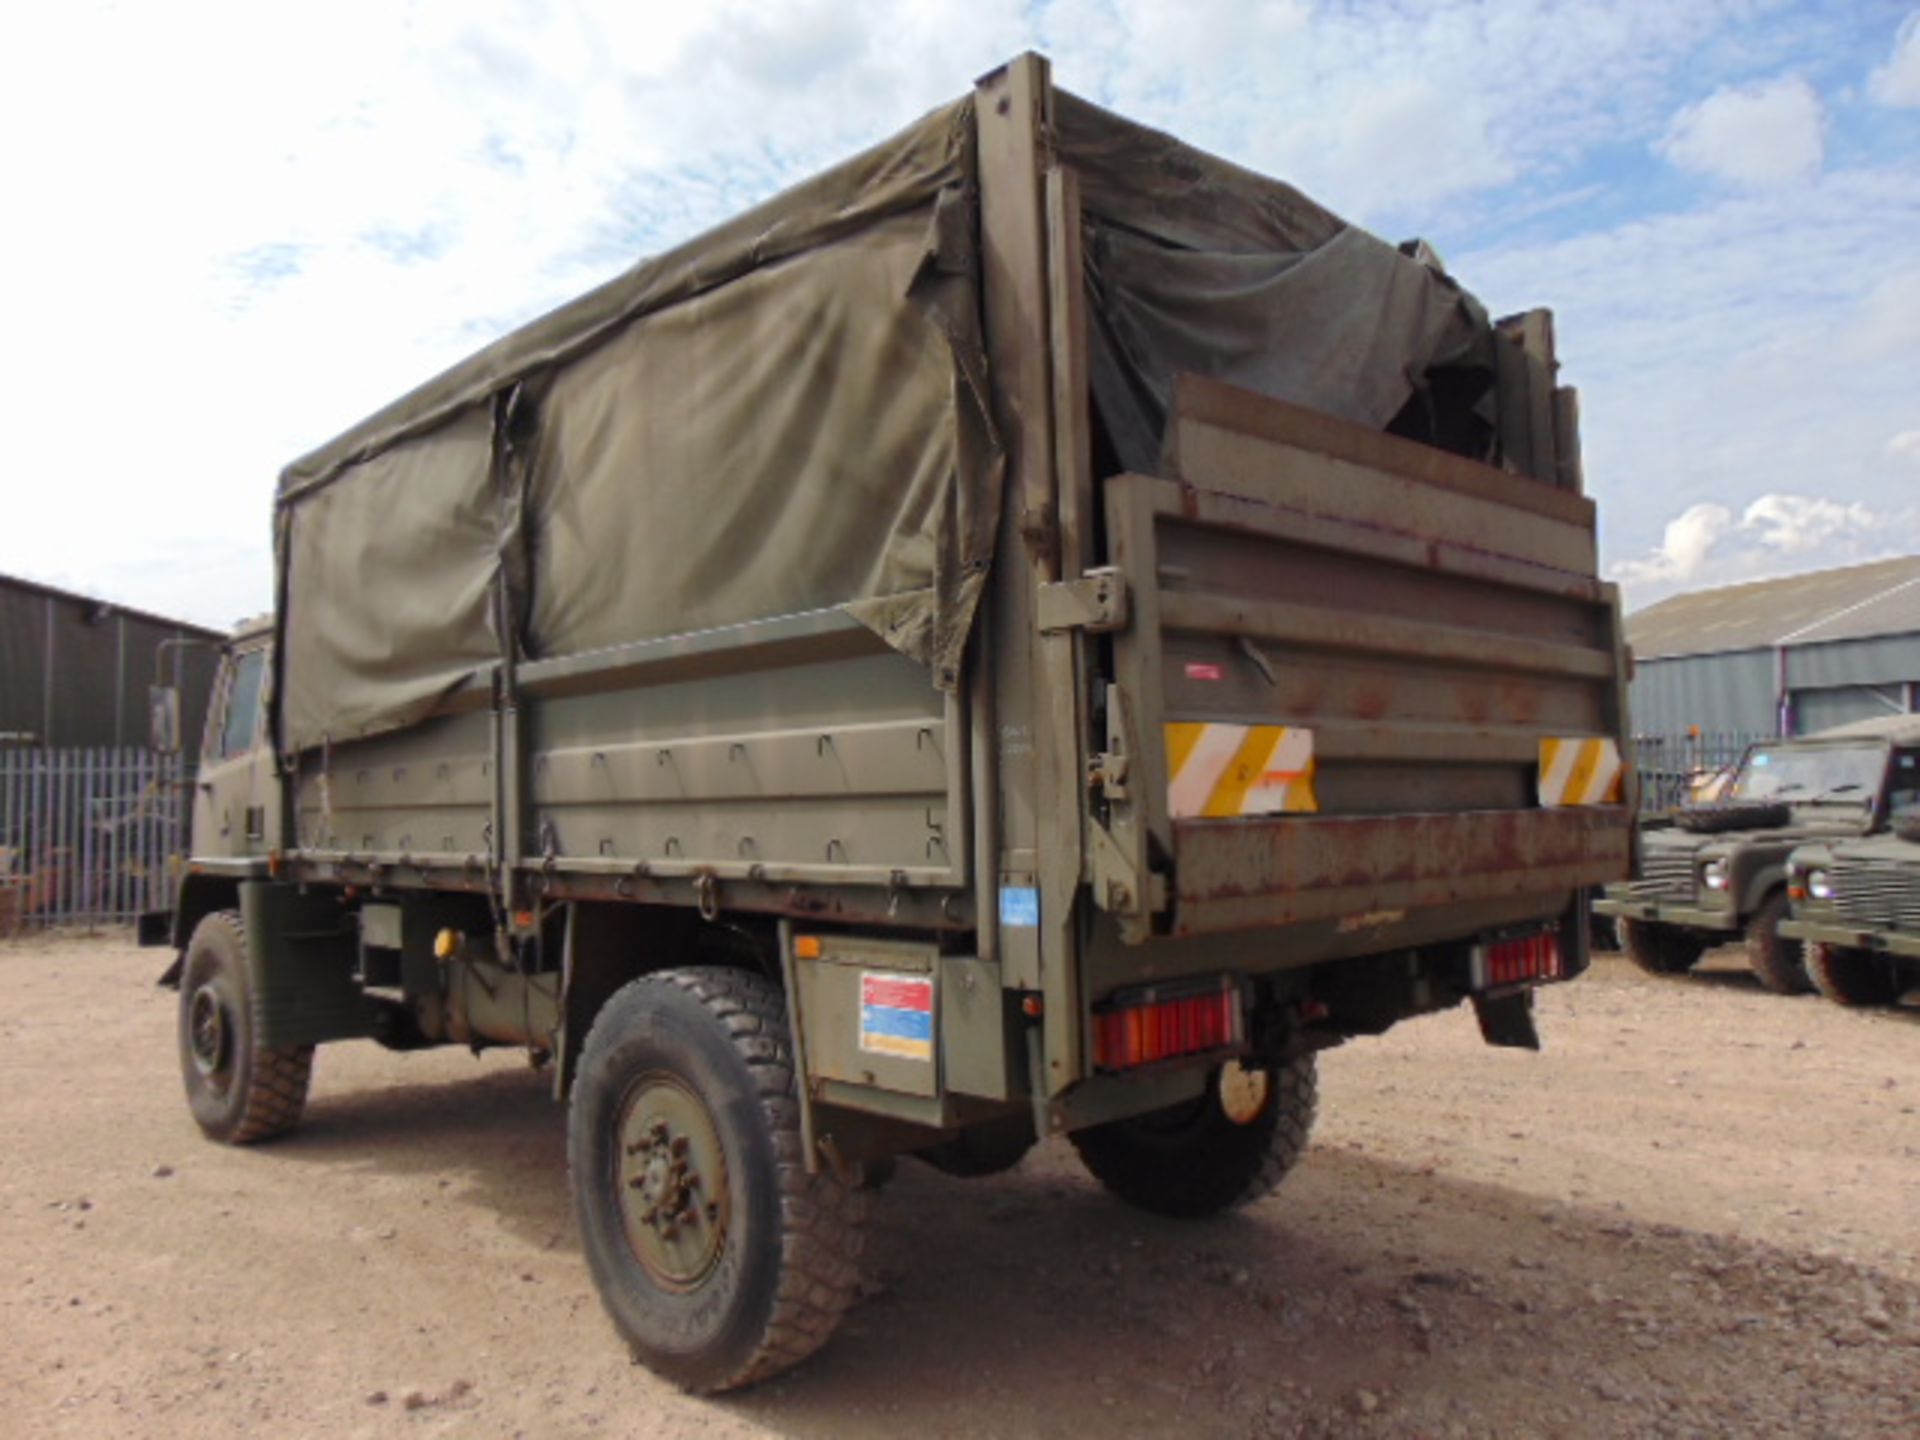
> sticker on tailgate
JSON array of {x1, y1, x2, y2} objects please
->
[
  {"x1": 858, "y1": 973, "x2": 934, "y2": 1061},
  {"x1": 1165, "y1": 723, "x2": 1317, "y2": 818}
]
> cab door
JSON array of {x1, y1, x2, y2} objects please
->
[{"x1": 192, "y1": 644, "x2": 270, "y2": 860}]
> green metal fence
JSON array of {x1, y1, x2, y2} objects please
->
[{"x1": 0, "y1": 747, "x2": 181, "y2": 934}]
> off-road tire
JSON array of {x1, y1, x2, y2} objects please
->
[
  {"x1": 568, "y1": 966, "x2": 865, "y2": 1393},
  {"x1": 1745, "y1": 892, "x2": 1810, "y2": 995},
  {"x1": 1070, "y1": 1056, "x2": 1317, "y2": 1219},
  {"x1": 1619, "y1": 918, "x2": 1708, "y2": 976},
  {"x1": 1804, "y1": 943, "x2": 1900, "y2": 1008},
  {"x1": 1895, "y1": 810, "x2": 1920, "y2": 844},
  {"x1": 177, "y1": 910, "x2": 313, "y2": 1144}
]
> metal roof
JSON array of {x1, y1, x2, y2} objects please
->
[
  {"x1": 1627, "y1": 555, "x2": 1920, "y2": 660},
  {"x1": 1800, "y1": 712, "x2": 1920, "y2": 745},
  {"x1": 0, "y1": 570, "x2": 226, "y2": 641}
]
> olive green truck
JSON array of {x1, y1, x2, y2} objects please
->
[{"x1": 147, "y1": 56, "x2": 1633, "y2": 1392}]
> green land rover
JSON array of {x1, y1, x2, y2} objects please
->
[
  {"x1": 1595, "y1": 715, "x2": 1920, "y2": 993},
  {"x1": 1782, "y1": 799, "x2": 1920, "y2": 1008}
]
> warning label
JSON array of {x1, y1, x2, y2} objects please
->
[{"x1": 858, "y1": 973, "x2": 933, "y2": 1061}]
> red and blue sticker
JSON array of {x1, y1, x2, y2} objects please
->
[{"x1": 859, "y1": 973, "x2": 933, "y2": 1062}]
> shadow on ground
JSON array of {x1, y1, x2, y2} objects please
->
[{"x1": 254, "y1": 1058, "x2": 1920, "y2": 1439}]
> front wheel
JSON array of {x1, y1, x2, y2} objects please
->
[
  {"x1": 1805, "y1": 943, "x2": 1900, "y2": 1008},
  {"x1": 1745, "y1": 893, "x2": 1811, "y2": 995},
  {"x1": 568, "y1": 967, "x2": 866, "y2": 1393},
  {"x1": 177, "y1": 910, "x2": 313, "y2": 1144},
  {"x1": 1619, "y1": 918, "x2": 1707, "y2": 976},
  {"x1": 1070, "y1": 1056, "x2": 1317, "y2": 1218}
]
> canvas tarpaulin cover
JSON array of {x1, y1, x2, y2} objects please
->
[
  {"x1": 274, "y1": 81, "x2": 1500, "y2": 755},
  {"x1": 1053, "y1": 92, "x2": 1494, "y2": 476},
  {"x1": 275, "y1": 97, "x2": 990, "y2": 753}
]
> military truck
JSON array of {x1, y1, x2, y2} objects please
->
[
  {"x1": 146, "y1": 56, "x2": 1632, "y2": 1392},
  {"x1": 1595, "y1": 715, "x2": 1920, "y2": 993},
  {"x1": 1781, "y1": 748, "x2": 1920, "y2": 1007}
]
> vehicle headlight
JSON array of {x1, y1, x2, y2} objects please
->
[
  {"x1": 1701, "y1": 859, "x2": 1729, "y2": 891},
  {"x1": 1807, "y1": 870, "x2": 1833, "y2": 902}
]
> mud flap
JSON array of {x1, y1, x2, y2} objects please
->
[
  {"x1": 137, "y1": 909, "x2": 174, "y2": 948},
  {"x1": 1472, "y1": 989, "x2": 1540, "y2": 1050},
  {"x1": 239, "y1": 881, "x2": 377, "y2": 1048}
]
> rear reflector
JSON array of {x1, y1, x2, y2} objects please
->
[
  {"x1": 1471, "y1": 932, "x2": 1563, "y2": 990},
  {"x1": 1092, "y1": 977, "x2": 1242, "y2": 1071}
]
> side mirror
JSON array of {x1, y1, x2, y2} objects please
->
[{"x1": 150, "y1": 685, "x2": 181, "y2": 754}]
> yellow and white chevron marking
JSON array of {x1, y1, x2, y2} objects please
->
[
  {"x1": 1538, "y1": 736, "x2": 1624, "y2": 807},
  {"x1": 1165, "y1": 723, "x2": 1317, "y2": 819}
]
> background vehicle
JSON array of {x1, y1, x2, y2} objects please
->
[
  {"x1": 1783, "y1": 795, "x2": 1920, "y2": 1008},
  {"x1": 146, "y1": 55, "x2": 1632, "y2": 1392},
  {"x1": 1595, "y1": 715, "x2": 1920, "y2": 993}
]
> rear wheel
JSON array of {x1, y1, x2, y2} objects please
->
[
  {"x1": 177, "y1": 910, "x2": 313, "y2": 1144},
  {"x1": 1070, "y1": 1057, "x2": 1317, "y2": 1218},
  {"x1": 1805, "y1": 943, "x2": 1900, "y2": 1008},
  {"x1": 568, "y1": 967, "x2": 865, "y2": 1392},
  {"x1": 1619, "y1": 919, "x2": 1707, "y2": 976},
  {"x1": 1745, "y1": 893, "x2": 1810, "y2": 995}
]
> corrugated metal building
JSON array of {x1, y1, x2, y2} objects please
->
[
  {"x1": 0, "y1": 573, "x2": 224, "y2": 751},
  {"x1": 1627, "y1": 555, "x2": 1920, "y2": 744}
]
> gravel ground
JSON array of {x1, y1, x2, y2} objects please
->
[{"x1": 2, "y1": 930, "x2": 1916, "y2": 1438}]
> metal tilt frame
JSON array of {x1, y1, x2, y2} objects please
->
[{"x1": 973, "y1": 55, "x2": 1097, "y2": 1116}]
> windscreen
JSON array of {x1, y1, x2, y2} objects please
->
[{"x1": 1731, "y1": 743, "x2": 1885, "y2": 808}]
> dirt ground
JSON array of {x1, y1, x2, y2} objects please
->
[{"x1": 2, "y1": 932, "x2": 1916, "y2": 1439}]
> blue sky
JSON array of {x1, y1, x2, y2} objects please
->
[{"x1": 1, "y1": 0, "x2": 1916, "y2": 628}]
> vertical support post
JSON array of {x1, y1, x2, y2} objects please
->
[
  {"x1": 1775, "y1": 645, "x2": 1792, "y2": 738},
  {"x1": 1046, "y1": 166, "x2": 1094, "y2": 582},
  {"x1": 113, "y1": 617, "x2": 126, "y2": 748},
  {"x1": 81, "y1": 748, "x2": 96, "y2": 929},
  {"x1": 975, "y1": 54, "x2": 1087, "y2": 1100},
  {"x1": 1494, "y1": 309, "x2": 1563, "y2": 488},
  {"x1": 43, "y1": 595, "x2": 56, "y2": 746}
]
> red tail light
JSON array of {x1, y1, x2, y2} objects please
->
[
  {"x1": 1092, "y1": 977, "x2": 1242, "y2": 1071},
  {"x1": 1471, "y1": 932, "x2": 1562, "y2": 989}
]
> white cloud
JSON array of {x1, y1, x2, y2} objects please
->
[
  {"x1": 1889, "y1": 431, "x2": 1920, "y2": 466},
  {"x1": 1738, "y1": 494, "x2": 1879, "y2": 554},
  {"x1": 1612, "y1": 503, "x2": 1733, "y2": 586},
  {"x1": 1303, "y1": 81, "x2": 1517, "y2": 219},
  {"x1": 1869, "y1": 13, "x2": 1920, "y2": 107},
  {"x1": 1657, "y1": 75, "x2": 1826, "y2": 187},
  {"x1": 1850, "y1": 268, "x2": 1920, "y2": 360},
  {"x1": 1609, "y1": 494, "x2": 1918, "y2": 605}
]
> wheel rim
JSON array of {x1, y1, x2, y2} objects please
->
[
  {"x1": 187, "y1": 983, "x2": 233, "y2": 1090},
  {"x1": 615, "y1": 1072, "x2": 731, "y2": 1292},
  {"x1": 1217, "y1": 1060, "x2": 1272, "y2": 1126}
]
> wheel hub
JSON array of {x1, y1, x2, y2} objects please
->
[
  {"x1": 1217, "y1": 1060, "x2": 1272, "y2": 1125},
  {"x1": 616, "y1": 1074, "x2": 729, "y2": 1291},
  {"x1": 187, "y1": 984, "x2": 231, "y2": 1083}
]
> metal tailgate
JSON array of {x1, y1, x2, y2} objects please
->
[{"x1": 1099, "y1": 375, "x2": 1633, "y2": 940}]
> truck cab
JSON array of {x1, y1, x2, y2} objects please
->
[
  {"x1": 1595, "y1": 715, "x2": 1920, "y2": 992},
  {"x1": 190, "y1": 618, "x2": 276, "y2": 864}
]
